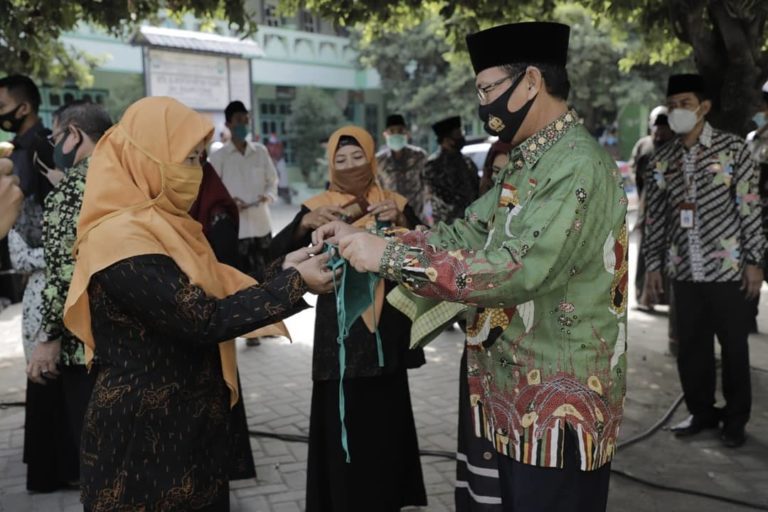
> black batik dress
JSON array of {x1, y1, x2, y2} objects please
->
[
  {"x1": 271, "y1": 206, "x2": 428, "y2": 512},
  {"x1": 80, "y1": 254, "x2": 307, "y2": 511}
]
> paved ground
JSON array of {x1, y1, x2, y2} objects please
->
[{"x1": 1, "y1": 203, "x2": 767, "y2": 511}]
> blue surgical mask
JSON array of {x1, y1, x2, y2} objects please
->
[
  {"x1": 232, "y1": 124, "x2": 249, "y2": 141},
  {"x1": 753, "y1": 112, "x2": 767, "y2": 129}
]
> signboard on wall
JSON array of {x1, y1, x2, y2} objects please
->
[{"x1": 146, "y1": 49, "x2": 251, "y2": 111}]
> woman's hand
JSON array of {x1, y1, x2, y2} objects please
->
[
  {"x1": 294, "y1": 252, "x2": 340, "y2": 294},
  {"x1": 283, "y1": 246, "x2": 313, "y2": 270},
  {"x1": 368, "y1": 200, "x2": 403, "y2": 224},
  {"x1": 300, "y1": 206, "x2": 345, "y2": 233}
]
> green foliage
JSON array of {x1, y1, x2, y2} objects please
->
[
  {"x1": 353, "y1": 15, "x2": 476, "y2": 147},
  {"x1": 282, "y1": 0, "x2": 768, "y2": 133},
  {"x1": 0, "y1": 0, "x2": 258, "y2": 87},
  {"x1": 288, "y1": 87, "x2": 345, "y2": 186},
  {"x1": 104, "y1": 74, "x2": 147, "y2": 121},
  {"x1": 353, "y1": 3, "x2": 672, "y2": 136}
]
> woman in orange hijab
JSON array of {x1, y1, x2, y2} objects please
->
[
  {"x1": 271, "y1": 125, "x2": 427, "y2": 512},
  {"x1": 63, "y1": 97, "x2": 335, "y2": 511}
]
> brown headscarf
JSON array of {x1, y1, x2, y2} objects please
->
[
  {"x1": 304, "y1": 125, "x2": 408, "y2": 331},
  {"x1": 63, "y1": 97, "x2": 287, "y2": 406},
  {"x1": 304, "y1": 125, "x2": 407, "y2": 225}
]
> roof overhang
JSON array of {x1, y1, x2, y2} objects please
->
[{"x1": 132, "y1": 25, "x2": 264, "y2": 59}]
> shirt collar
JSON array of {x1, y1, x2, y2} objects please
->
[
  {"x1": 698, "y1": 122, "x2": 714, "y2": 148},
  {"x1": 513, "y1": 109, "x2": 580, "y2": 170},
  {"x1": 69, "y1": 156, "x2": 90, "y2": 176},
  {"x1": 670, "y1": 121, "x2": 714, "y2": 153},
  {"x1": 12, "y1": 120, "x2": 47, "y2": 149},
  {"x1": 225, "y1": 140, "x2": 253, "y2": 155}
]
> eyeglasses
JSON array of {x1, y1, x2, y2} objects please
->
[
  {"x1": 476, "y1": 73, "x2": 518, "y2": 103},
  {"x1": 47, "y1": 131, "x2": 65, "y2": 145}
]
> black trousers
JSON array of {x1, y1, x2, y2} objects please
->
[
  {"x1": 673, "y1": 281, "x2": 752, "y2": 427},
  {"x1": 60, "y1": 365, "x2": 97, "y2": 454},
  {"x1": 496, "y1": 428, "x2": 611, "y2": 512}
]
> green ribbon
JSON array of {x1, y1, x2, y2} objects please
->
[{"x1": 324, "y1": 243, "x2": 383, "y2": 463}]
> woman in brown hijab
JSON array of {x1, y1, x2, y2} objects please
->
[
  {"x1": 63, "y1": 97, "x2": 335, "y2": 511},
  {"x1": 271, "y1": 125, "x2": 427, "y2": 512}
]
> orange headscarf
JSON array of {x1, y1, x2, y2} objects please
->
[
  {"x1": 63, "y1": 97, "x2": 287, "y2": 406},
  {"x1": 304, "y1": 126, "x2": 408, "y2": 332}
]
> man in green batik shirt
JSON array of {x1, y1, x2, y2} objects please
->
[
  {"x1": 32, "y1": 102, "x2": 111, "y2": 447},
  {"x1": 314, "y1": 22, "x2": 627, "y2": 511}
]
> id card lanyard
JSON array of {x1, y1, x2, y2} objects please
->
[{"x1": 681, "y1": 148, "x2": 698, "y2": 229}]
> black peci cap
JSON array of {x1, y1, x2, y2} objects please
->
[
  {"x1": 466, "y1": 22, "x2": 570, "y2": 74},
  {"x1": 666, "y1": 74, "x2": 706, "y2": 97},
  {"x1": 432, "y1": 116, "x2": 462, "y2": 138},
  {"x1": 386, "y1": 114, "x2": 406, "y2": 128}
]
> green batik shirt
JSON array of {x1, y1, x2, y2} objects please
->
[
  {"x1": 380, "y1": 111, "x2": 628, "y2": 470},
  {"x1": 39, "y1": 158, "x2": 89, "y2": 366}
]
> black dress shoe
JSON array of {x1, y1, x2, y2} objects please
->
[
  {"x1": 720, "y1": 426, "x2": 746, "y2": 448},
  {"x1": 670, "y1": 415, "x2": 720, "y2": 437},
  {"x1": 245, "y1": 337, "x2": 262, "y2": 347}
]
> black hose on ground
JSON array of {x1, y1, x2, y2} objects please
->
[{"x1": 2, "y1": 379, "x2": 768, "y2": 509}]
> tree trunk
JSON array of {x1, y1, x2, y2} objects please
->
[{"x1": 670, "y1": 0, "x2": 767, "y2": 136}]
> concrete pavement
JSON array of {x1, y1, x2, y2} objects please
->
[{"x1": 1, "y1": 203, "x2": 767, "y2": 511}]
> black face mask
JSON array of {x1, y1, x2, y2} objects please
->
[
  {"x1": 0, "y1": 104, "x2": 26, "y2": 133},
  {"x1": 54, "y1": 131, "x2": 83, "y2": 171},
  {"x1": 453, "y1": 136, "x2": 467, "y2": 150},
  {"x1": 478, "y1": 73, "x2": 537, "y2": 143}
]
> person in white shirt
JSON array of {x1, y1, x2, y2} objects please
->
[{"x1": 209, "y1": 101, "x2": 278, "y2": 285}]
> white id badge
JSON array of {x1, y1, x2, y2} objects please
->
[{"x1": 680, "y1": 203, "x2": 695, "y2": 229}]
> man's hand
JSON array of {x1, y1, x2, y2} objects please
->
[
  {"x1": 0, "y1": 175, "x2": 23, "y2": 238},
  {"x1": 742, "y1": 264, "x2": 764, "y2": 300},
  {"x1": 27, "y1": 340, "x2": 61, "y2": 385},
  {"x1": 300, "y1": 206, "x2": 345, "y2": 233},
  {"x1": 339, "y1": 232, "x2": 388, "y2": 273},
  {"x1": 311, "y1": 220, "x2": 364, "y2": 246},
  {"x1": 294, "y1": 252, "x2": 340, "y2": 294},
  {"x1": 34, "y1": 154, "x2": 65, "y2": 187},
  {"x1": 643, "y1": 271, "x2": 664, "y2": 305},
  {"x1": 368, "y1": 200, "x2": 403, "y2": 224},
  {"x1": 234, "y1": 197, "x2": 248, "y2": 211}
]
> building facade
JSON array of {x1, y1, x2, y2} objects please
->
[{"x1": 40, "y1": 5, "x2": 383, "y2": 183}]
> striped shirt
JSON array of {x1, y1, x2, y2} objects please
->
[{"x1": 644, "y1": 123, "x2": 765, "y2": 281}]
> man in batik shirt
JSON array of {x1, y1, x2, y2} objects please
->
[
  {"x1": 315, "y1": 22, "x2": 627, "y2": 511},
  {"x1": 36, "y1": 104, "x2": 111, "y2": 407},
  {"x1": 644, "y1": 74, "x2": 765, "y2": 448},
  {"x1": 424, "y1": 116, "x2": 479, "y2": 224},
  {"x1": 376, "y1": 114, "x2": 430, "y2": 223}
]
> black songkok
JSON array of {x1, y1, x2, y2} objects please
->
[
  {"x1": 666, "y1": 74, "x2": 706, "y2": 97},
  {"x1": 466, "y1": 22, "x2": 570, "y2": 74},
  {"x1": 386, "y1": 114, "x2": 406, "y2": 128},
  {"x1": 432, "y1": 116, "x2": 462, "y2": 138}
]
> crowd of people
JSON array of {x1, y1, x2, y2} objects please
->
[{"x1": 0, "y1": 17, "x2": 765, "y2": 512}]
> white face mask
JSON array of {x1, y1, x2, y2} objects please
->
[
  {"x1": 668, "y1": 107, "x2": 701, "y2": 135},
  {"x1": 385, "y1": 133, "x2": 407, "y2": 152}
]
